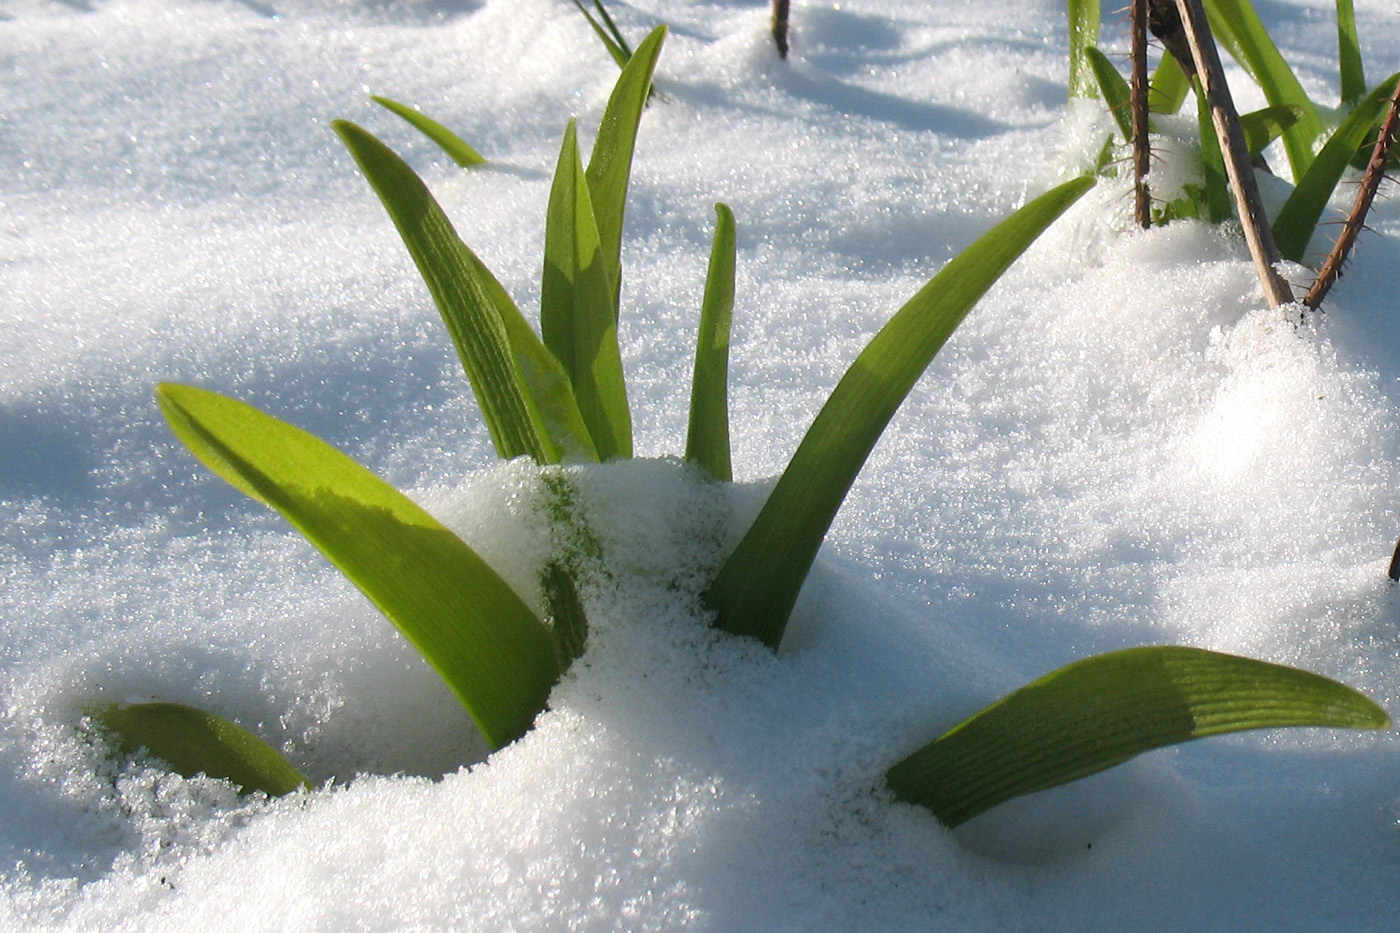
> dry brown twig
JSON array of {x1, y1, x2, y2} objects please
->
[
  {"x1": 1304, "y1": 81, "x2": 1400, "y2": 310},
  {"x1": 1131, "y1": 0, "x2": 1152, "y2": 228},
  {"x1": 771, "y1": 0, "x2": 790, "y2": 59}
]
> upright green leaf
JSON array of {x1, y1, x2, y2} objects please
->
[
  {"x1": 1067, "y1": 0, "x2": 1102, "y2": 100},
  {"x1": 541, "y1": 121, "x2": 633, "y2": 461},
  {"x1": 1335, "y1": 0, "x2": 1365, "y2": 106},
  {"x1": 570, "y1": 0, "x2": 632, "y2": 68},
  {"x1": 686, "y1": 203, "x2": 737, "y2": 482},
  {"x1": 1203, "y1": 0, "x2": 1324, "y2": 177},
  {"x1": 156, "y1": 384, "x2": 560, "y2": 750},
  {"x1": 1087, "y1": 47, "x2": 1133, "y2": 141},
  {"x1": 334, "y1": 120, "x2": 576, "y2": 464},
  {"x1": 1273, "y1": 72, "x2": 1400, "y2": 262},
  {"x1": 706, "y1": 177, "x2": 1095, "y2": 650},
  {"x1": 585, "y1": 25, "x2": 667, "y2": 314},
  {"x1": 887, "y1": 646, "x2": 1389, "y2": 828},
  {"x1": 91, "y1": 702, "x2": 311, "y2": 797},
  {"x1": 1196, "y1": 79, "x2": 1233, "y2": 222},
  {"x1": 1150, "y1": 54, "x2": 1190, "y2": 115},
  {"x1": 370, "y1": 96, "x2": 487, "y2": 168}
]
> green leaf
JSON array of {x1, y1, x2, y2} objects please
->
[
  {"x1": 686, "y1": 203, "x2": 737, "y2": 482},
  {"x1": 1195, "y1": 78, "x2": 1233, "y2": 223},
  {"x1": 1150, "y1": 54, "x2": 1190, "y2": 115},
  {"x1": 887, "y1": 646, "x2": 1389, "y2": 829},
  {"x1": 1335, "y1": 0, "x2": 1365, "y2": 106},
  {"x1": 334, "y1": 119, "x2": 595, "y2": 464},
  {"x1": 542, "y1": 120, "x2": 632, "y2": 461},
  {"x1": 585, "y1": 25, "x2": 667, "y2": 314},
  {"x1": 570, "y1": 0, "x2": 633, "y2": 68},
  {"x1": 1272, "y1": 72, "x2": 1400, "y2": 262},
  {"x1": 1086, "y1": 47, "x2": 1132, "y2": 141},
  {"x1": 1067, "y1": 0, "x2": 1102, "y2": 99},
  {"x1": 1203, "y1": 0, "x2": 1324, "y2": 177},
  {"x1": 156, "y1": 384, "x2": 560, "y2": 751},
  {"x1": 370, "y1": 96, "x2": 487, "y2": 168},
  {"x1": 706, "y1": 176, "x2": 1095, "y2": 650},
  {"x1": 91, "y1": 702, "x2": 311, "y2": 797},
  {"x1": 1240, "y1": 104, "x2": 1303, "y2": 157}
]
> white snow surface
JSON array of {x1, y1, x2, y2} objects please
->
[{"x1": 4, "y1": 0, "x2": 1400, "y2": 927}]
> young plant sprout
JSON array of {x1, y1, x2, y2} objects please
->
[{"x1": 96, "y1": 27, "x2": 1388, "y2": 834}]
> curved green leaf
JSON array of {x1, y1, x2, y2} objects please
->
[
  {"x1": 1336, "y1": 0, "x2": 1365, "y2": 107},
  {"x1": 1203, "y1": 0, "x2": 1324, "y2": 177},
  {"x1": 542, "y1": 121, "x2": 632, "y2": 460},
  {"x1": 156, "y1": 384, "x2": 560, "y2": 750},
  {"x1": 1272, "y1": 72, "x2": 1400, "y2": 262},
  {"x1": 686, "y1": 203, "x2": 736, "y2": 482},
  {"x1": 570, "y1": 0, "x2": 632, "y2": 68},
  {"x1": 1240, "y1": 104, "x2": 1303, "y2": 157},
  {"x1": 370, "y1": 96, "x2": 487, "y2": 168},
  {"x1": 887, "y1": 646, "x2": 1389, "y2": 829},
  {"x1": 91, "y1": 702, "x2": 311, "y2": 797},
  {"x1": 706, "y1": 176, "x2": 1096, "y2": 649},
  {"x1": 585, "y1": 25, "x2": 666, "y2": 313},
  {"x1": 334, "y1": 119, "x2": 594, "y2": 464},
  {"x1": 1150, "y1": 54, "x2": 1190, "y2": 115},
  {"x1": 1086, "y1": 47, "x2": 1132, "y2": 141}
]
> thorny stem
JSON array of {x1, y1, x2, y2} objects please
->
[
  {"x1": 771, "y1": 0, "x2": 790, "y2": 59},
  {"x1": 1173, "y1": 0, "x2": 1296, "y2": 308},
  {"x1": 1304, "y1": 81, "x2": 1400, "y2": 311},
  {"x1": 1132, "y1": 0, "x2": 1152, "y2": 228}
]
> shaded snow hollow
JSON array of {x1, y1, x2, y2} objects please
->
[{"x1": 4, "y1": 0, "x2": 1400, "y2": 928}]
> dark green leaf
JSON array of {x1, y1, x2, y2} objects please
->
[
  {"x1": 1240, "y1": 104, "x2": 1303, "y2": 157},
  {"x1": 91, "y1": 702, "x2": 311, "y2": 797},
  {"x1": 157, "y1": 384, "x2": 560, "y2": 750},
  {"x1": 706, "y1": 176, "x2": 1095, "y2": 650},
  {"x1": 1196, "y1": 78, "x2": 1233, "y2": 222},
  {"x1": 1086, "y1": 47, "x2": 1133, "y2": 141},
  {"x1": 887, "y1": 646, "x2": 1389, "y2": 828},
  {"x1": 370, "y1": 96, "x2": 487, "y2": 168},
  {"x1": 686, "y1": 203, "x2": 736, "y2": 482},
  {"x1": 1335, "y1": 0, "x2": 1366, "y2": 106}
]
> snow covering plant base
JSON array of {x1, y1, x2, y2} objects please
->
[{"x1": 6, "y1": 0, "x2": 1400, "y2": 928}]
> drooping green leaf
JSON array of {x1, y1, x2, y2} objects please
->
[
  {"x1": 1086, "y1": 47, "x2": 1133, "y2": 141},
  {"x1": 156, "y1": 384, "x2": 560, "y2": 751},
  {"x1": 887, "y1": 646, "x2": 1389, "y2": 829},
  {"x1": 334, "y1": 120, "x2": 588, "y2": 465},
  {"x1": 1195, "y1": 78, "x2": 1233, "y2": 222},
  {"x1": 686, "y1": 203, "x2": 736, "y2": 482},
  {"x1": 1150, "y1": 53, "x2": 1190, "y2": 115},
  {"x1": 1335, "y1": 0, "x2": 1365, "y2": 106},
  {"x1": 1067, "y1": 0, "x2": 1102, "y2": 100},
  {"x1": 706, "y1": 176, "x2": 1096, "y2": 650},
  {"x1": 1240, "y1": 104, "x2": 1303, "y2": 157},
  {"x1": 542, "y1": 120, "x2": 632, "y2": 461},
  {"x1": 90, "y1": 702, "x2": 311, "y2": 797},
  {"x1": 585, "y1": 25, "x2": 667, "y2": 315},
  {"x1": 1203, "y1": 0, "x2": 1324, "y2": 177},
  {"x1": 370, "y1": 96, "x2": 487, "y2": 168},
  {"x1": 1273, "y1": 72, "x2": 1400, "y2": 262}
]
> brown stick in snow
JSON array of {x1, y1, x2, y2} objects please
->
[
  {"x1": 771, "y1": 0, "x2": 790, "y2": 59},
  {"x1": 1132, "y1": 0, "x2": 1153, "y2": 229}
]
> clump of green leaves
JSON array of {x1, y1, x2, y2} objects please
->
[{"x1": 97, "y1": 26, "x2": 1387, "y2": 832}]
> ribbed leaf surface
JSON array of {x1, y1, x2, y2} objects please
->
[
  {"x1": 157, "y1": 384, "x2": 560, "y2": 750},
  {"x1": 887, "y1": 646, "x2": 1389, "y2": 828}
]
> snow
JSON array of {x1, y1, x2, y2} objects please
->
[{"x1": 4, "y1": 0, "x2": 1400, "y2": 927}]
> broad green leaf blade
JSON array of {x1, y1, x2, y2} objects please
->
[
  {"x1": 1336, "y1": 0, "x2": 1365, "y2": 106},
  {"x1": 333, "y1": 120, "x2": 564, "y2": 464},
  {"x1": 1196, "y1": 78, "x2": 1233, "y2": 222},
  {"x1": 706, "y1": 176, "x2": 1095, "y2": 650},
  {"x1": 585, "y1": 25, "x2": 666, "y2": 313},
  {"x1": 686, "y1": 203, "x2": 736, "y2": 482},
  {"x1": 1240, "y1": 104, "x2": 1303, "y2": 157},
  {"x1": 370, "y1": 96, "x2": 487, "y2": 168},
  {"x1": 887, "y1": 646, "x2": 1389, "y2": 829},
  {"x1": 1067, "y1": 0, "x2": 1102, "y2": 99},
  {"x1": 91, "y1": 702, "x2": 311, "y2": 797},
  {"x1": 570, "y1": 0, "x2": 630, "y2": 69},
  {"x1": 1273, "y1": 72, "x2": 1400, "y2": 262},
  {"x1": 1150, "y1": 54, "x2": 1190, "y2": 115},
  {"x1": 1203, "y1": 0, "x2": 1324, "y2": 177},
  {"x1": 1087, "y1": 47, "x2": 1133, "y2": 141},
  {"x1": 156, "y1": 384, "x2": 560, "y2": 750},
  {"x1": 541, "y1": 121, "x2": 632, "y2": 460}
]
